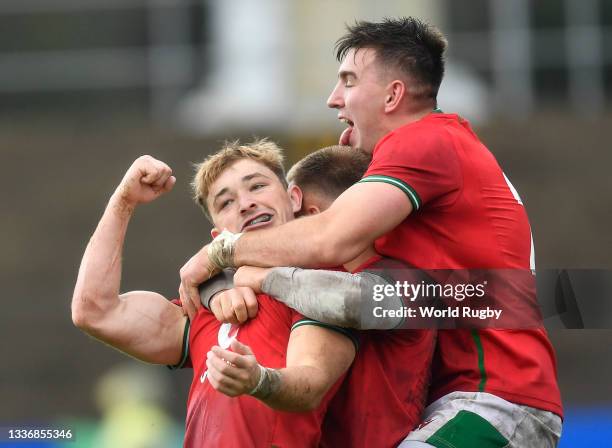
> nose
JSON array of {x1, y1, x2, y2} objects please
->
[
  {"x1": 238, "y1": 194, "x2": 257, "y2": 215},
  {"x1": 327, "y1": 81, "x2": 344, "y2": 109}
]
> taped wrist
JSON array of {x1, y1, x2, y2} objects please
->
[
  {"x1": 249, "y1": 365, "x2": 281, "y2": 400},
  {"x1": 207, "y1": 230, "x2": 242, "y2": 270},
  {"x1": 198, "y1": 268, "x2": 236, "y2": 310}
]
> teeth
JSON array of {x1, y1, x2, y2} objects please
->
[
  {"x1": 248, "y1": 215, "x2": 271, "y2": 226},
  {"x1": 341, "y1": 118, "x2": 354, "y2": 126}
]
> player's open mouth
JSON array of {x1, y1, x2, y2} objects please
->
[
  {"x1": 338, "y1": 116, "x2": 354, "y2": 146},
  {"x1": 241, "y1": 213, "x2": 273, "y2": 231},
  {"x1": 339, "y1": 125, "x2": 353, "y2": 147}
]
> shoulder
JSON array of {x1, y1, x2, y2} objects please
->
[
  {"x1": 377, "y1": 115, "x2": 456, "y2": 154},
  {"x1": 370, "y1": 126, "x2": 457, "y2": 178}
]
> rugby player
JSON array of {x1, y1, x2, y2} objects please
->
[
  {"x1": 210, "y1": 146, "x2": 436, "y2": 447},
  {"x1": 71, "y1": 140, "x2": 357, "y2": 447},
  {"x1": 178, "y1": 18, "x2": 563, "y2": 447}
]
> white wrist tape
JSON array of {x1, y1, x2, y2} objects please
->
[
  {"x1": 249, "y1": 364, "x2": 267, "y2": 396},
  {"x1": 207, "y1": 230, "x2": 242, "y2": 270}
]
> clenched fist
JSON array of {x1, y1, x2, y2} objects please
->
[{"x1": 116, "y1": 155, "x2": 176, "y2": 206}]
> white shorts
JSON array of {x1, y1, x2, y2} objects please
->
[{"x1": 399, "y1": 391, "x2": 562, "y2": 448}]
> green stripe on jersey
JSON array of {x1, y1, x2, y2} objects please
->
[
  {"x1": 358, "y1": 175, "x2": 422, "y2": 211},
  {"x1": 167, "y1": 318, "x2": 190, "y2": 370},
  {"x1": 471, "y1": 329, "x2": 487, "y2": 392},
  {"x1": 292, "y1": 319, "x2": 359, "y2": 351}
]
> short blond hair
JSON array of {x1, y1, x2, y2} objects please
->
[{"x1": 192, "y1": 138, "x2": 287, "y2": 221}]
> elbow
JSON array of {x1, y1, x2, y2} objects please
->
[
  {"x1": 71, "y1": 295, "x2": 90, "y2": 330},
  {"x1": 314, "y1": 214, "x2": 367, "y2": 267},
  {"x1": 313, "y1": 228, "x2": 345, "y2": 267},
  {"x1": 317, "y1": 243, "x2": 342, "y2": 267},
  {"x1": 284, "y1": 392, "x2": 323, "y2": 413},
  {"x1": 316, "y1": 233, "x2": 361, "y2": 268},
  {"x1": 296, "y1": 380, "x2": 328, "y2": 412},
  {"x1": 71, "y1": 307, "x2": 83, "y2": 328},
  {"x1": 71, "y1": 291, "x2": 101, "y2": 332}
]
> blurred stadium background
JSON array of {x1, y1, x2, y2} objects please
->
[{"x1": 1, "y1": 0, "x2": 611, "y2": 446}]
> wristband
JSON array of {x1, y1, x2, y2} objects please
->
[
  {"x1": 208, "y1": 230, "x2": 242, "y2": 270},
  {"x1": 199, "y1": 269, "x2": 236, "y2": 310}
]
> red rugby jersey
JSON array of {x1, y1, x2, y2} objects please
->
[
  {"x1": 320, "y1": 255, "x2": 435, "y2": 448},
  {"x1": 172, "y1": 295, "x2": 349, "y2": 447},
  {"x1": 359, "y1": 112, "x2": 562, "y2": 417}
]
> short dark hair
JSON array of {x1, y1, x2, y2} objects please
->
[
  {"x1": 335, "y1": 17, "x2": 447, "y2": 99},
  {"x1": 287, "y1": 146, "x2": 372, "y2": 201}
]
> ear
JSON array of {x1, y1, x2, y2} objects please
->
[
  {"x1": 305, "y1": 205, "x2": 322, "y2": 216},
  {"x1": 384, "y1": 79, "x2": 406, "y2": 113},
  {"x1": 211, "y1": 228, "x2": 220, "y2": 239},
  {"x1": 288, "y1": 184, "x2": 303, "y2": 214}
]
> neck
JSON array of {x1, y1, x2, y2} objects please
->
[
  {"x1": 343, "y1": 246, "x2": 378, "y2": 273},
  {"x1": 388, "y1": 106, "x2": 434, "y2": 131}
]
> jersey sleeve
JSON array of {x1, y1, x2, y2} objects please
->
[
  {"x1": 290, "y1": 310, "x2": 360, "y2": 351},
  {"x1": 167, "y1": 299, "x2": 192, "y2": 369},
  {"x1": 360, "y1": 129, "x2": 462, "y2": 211}
]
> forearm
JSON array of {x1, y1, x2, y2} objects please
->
[
  {"x1": 72, "y1": 192, "x2": 132, "y2": 327},
  {"x1": 262, "y1": 268, "x2": 403, "y2": 329},
  {"x1": 252, "y1": 325, "x2": 354, "y2": 412},
  {"x1": 209, "y1": 328, "x2": 353, "y2": 411},
  {"x1": 233, "y1": 213, "x2": 365, "y2": 269},
  {"x1": 252, "y1": 365, "x2": 330, "y2": 412}
]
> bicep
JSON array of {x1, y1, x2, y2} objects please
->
[
  {"x1": 286, "y1": 324, "x2": 356, "y2": 387},
  {"x1": 92, "y1": 290, "x2": 186, "y2": 365}
]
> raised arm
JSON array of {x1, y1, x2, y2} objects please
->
[
  {"x1": 206, "y1": 324, "x2": 356, "y2": 412},
  {"x1": 71, "y1": 155, "x2": 186, "y2": 365},
  {"x1": 179, "y1": 182, "x2": 412, "y2": 318}
]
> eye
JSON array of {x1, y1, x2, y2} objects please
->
[
  {"x1": 220, "y1": 199, "x2": 233, "y2": 210},
  {"x1": 251, "y1": 183, "x2": 266, "y2": 191},
  {"x1": 343, "y1": 76, "x2": 355, "y2": 88}
]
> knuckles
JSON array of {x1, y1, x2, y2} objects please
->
[
  {"x1": 217, "y1": 362, "x2": 231, "y2": 375},
  {"x1": 137, "y1": 154, "x2": 154, "y2": 162},
  {"x1": 238, "y1": 372, "x2": 251, "y2": 383}
]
